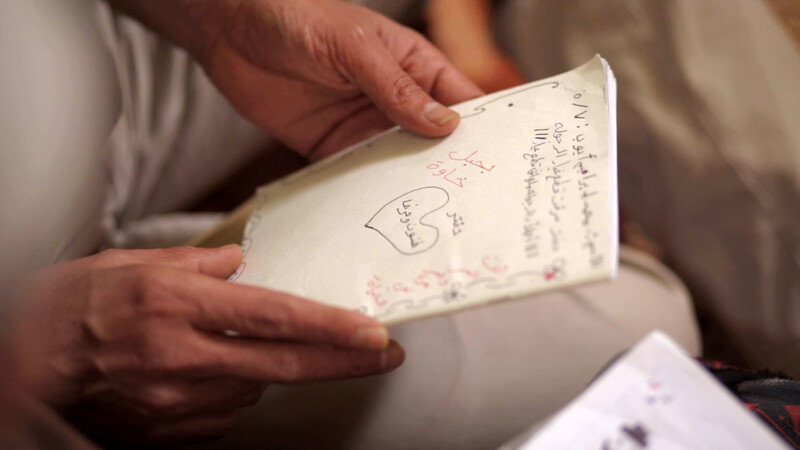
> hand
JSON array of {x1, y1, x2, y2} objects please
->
[
  {"x1": 9, "y1": 245, "x2": 403, "y2": 445},
  {"x1": 110, "y1": 0, "x2": 483, "y2": 161},
  {"x1": 199, "y1": 0, "x2": 484, "y2": 160}
]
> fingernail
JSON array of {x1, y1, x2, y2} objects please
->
[
  {"x1": 351, "y1": 326, "x2": 389, "y2": 349},
  {"x1": 380, "y1": 344, "x2": 405, "y2": 370},
  {"x1": 423, "y1": 102, "x2": 459, "y2": 126}
]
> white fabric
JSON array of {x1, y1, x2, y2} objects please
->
[
  {"x1": 0, "y1": 0, "x2": 117, "y2": 282},
  {"x1": 193, "y1": 247, "x2": 699, "y2": 450},
  {"x1": 0, "y1": 0, "x2": 117, "y2": 331},
  {"x1": 94, "y1": 3, "x2": 271, "y2": 250}
]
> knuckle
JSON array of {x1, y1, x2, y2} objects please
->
[
  {"x1": 83, "y1": 309, "x2": 112, "y2": 344},
  {"x1": 108, "y1": 323, "x2": 187, "y2": 373},
  {"x1": 92, "y1": 248, "x2": 158, "y2": 268},
  {"x1": 304, "y1": 24, "x2": 336, "y2": 65},
  {"x1": 265, "y1": 299, "x2": 299, "y2": 327},
  {"x1": 83, "y1": 272, "x2": 116, "y2": 334},
  {"x1": 136, "y1": 386, "x2": 183, "y2": 417},
  {"x1": 242, "y1": 297, "x2": 298, "y2": 335},
  {"x1": 331, "y1": 16, "x2": 370, "y2": 50},
  {"x1": 163, "y1": 246, "x2": 201, "y2": 262},
  {"x1": 93, "y1": 248, "x2": 129, "y2": 267},
  {"x1": 344, "y1": 23, "x2": 369, "y2": 47},
  {"x1": 127, "y1": 263, "x2": 159, "y2": 284},
  {"x1": 95, "y1": 247, "x2": 121, "y2": 261},
  {"x1": 128, "y1": 267, "x2": 177, "y2": 312},
  {"x1": 384, "y1": 73, "x2": 421, "y2": 109},
  {"x1": 274, "y1": 353, "x2": 304, "y2": 382},
  {"x1": 82, "y1": 268, "x2": 154, "y2": 343},
  {"x1": 159, "y1": 351, "x2": 201, "y2": 374},
  {"x1": 129, "y1": 335, "x2": 170, "y2": 372},
  {"x1": 136, "y1": 334, "x2": 201, "y2": 374},
  {"x1": 330, "y1": 24, "x2": 369, "y2": 72}
]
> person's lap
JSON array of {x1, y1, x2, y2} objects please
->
[{"x1": 188, "y1": 247, "x2": 699, "y2": 450}]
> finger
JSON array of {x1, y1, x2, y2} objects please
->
[
  {"x1": 306, "y1": 106, "x2": 393, "y2": 161},
  {"x1": 141, "y1": 411, "x2": 239, "y2": 446},
  {"x1": 343, "y1": 34, "x2": 462, "y2": 137},
  {"x1": 86, "y1": 378, "x2": 266, "y2": 420},
  {"x1": 201, "y1": 336, "x2": 405, "y2": 383},
  {"x1": 428, "y1": 63, "x2": 485, "y2": 106},
  {"x1": 66, "y1": 405, "x2": 238, "y2": 447},
  {"x1": 92, "y1": 245, "x2": 243, "y2": 279},
  {"x1": 146, "y1": 245, "x2": 243, "y2": 279},
  {"x1": 166, "y1": 269, "x2": 391, "y2": 350}
]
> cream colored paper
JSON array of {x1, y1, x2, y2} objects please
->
[{"x1": 231, "y1": 56, "x2": 618, "y2": 325}]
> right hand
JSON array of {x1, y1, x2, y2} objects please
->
[
  {"x1": 9, "y1": 245, "x2": 403, "y2": 445},
  {"x1": 189, "y1": 0, "x2": 484, "y2": 160}
]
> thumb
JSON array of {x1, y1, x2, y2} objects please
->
[{"x1": 348, "y1": 40, "x2": 461, "y2": 138}]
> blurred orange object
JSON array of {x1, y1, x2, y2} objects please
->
[
  {"x1": 765, "y1": 0, "x2": 800, "y2": 47},
  {"x1": 426, "y1": 0, "x2": 525, "y2": 93}
]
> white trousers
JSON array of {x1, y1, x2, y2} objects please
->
[{"x1": 188, "y1": 247, "x2": 699, "y2": 450}]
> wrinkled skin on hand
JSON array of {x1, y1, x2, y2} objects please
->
[
  {"x1": 197, "y1": 0, "x2": 483, "y2": 160},
  {"x1": 9, "y1": 246, "x2": 403, "y2": 446}
]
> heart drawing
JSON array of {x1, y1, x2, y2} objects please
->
[{"x1": 365, "y1": 186, "x2": 450, "y2": 255}]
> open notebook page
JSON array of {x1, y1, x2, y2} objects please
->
[
  {"x1": 511, "y1": 331, "x2": 790, "y2": 449},
  {"x1": 231, "y1": 55, "x2": 618, "y2": 325}
]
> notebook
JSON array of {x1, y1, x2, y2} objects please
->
[{"x1": 231, "y1": 55, "x2": 618, "y2": 325}]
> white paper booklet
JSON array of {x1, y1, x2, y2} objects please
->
[
  {"x1": 231, "y1": 56, "x2": 618, "y2": 325},
  {"x1": 511, "y1": 331, "x2": 790, "y2": 449}
]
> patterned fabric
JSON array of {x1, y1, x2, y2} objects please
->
[{"x1": 705, "y1": 361, "x2": 800, "y2": 449}]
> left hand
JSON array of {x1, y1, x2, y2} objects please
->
[{"x1": 10, "y1": 245, "x2": 403, "y2": 446}]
